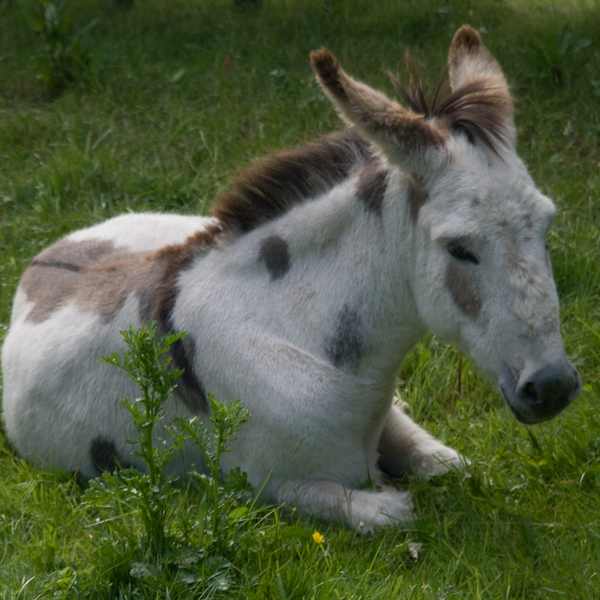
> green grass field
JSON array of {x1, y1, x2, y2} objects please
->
[{"x1": 1, "y1": 0, "x2": 599, "y2": 597}]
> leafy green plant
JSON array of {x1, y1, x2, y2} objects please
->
[
  {"x1": 83, "y1": 323, "x2": 188, "y2": 557},
  {"x1": 19, "y1": 0, "x2": 98, "y2": 91},
  {"x1": 178, "y1": 396, "x2": 251, "y2": 551}
]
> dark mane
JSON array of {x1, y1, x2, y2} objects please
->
[
  {"x1": 212, "y1": 131, "x2": 372, "y2": 234},
  {"x1": 388, "y1": 61, "x2": 512, "y2": 154}
]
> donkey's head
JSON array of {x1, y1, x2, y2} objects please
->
[{"x1": 311, "y1": 26, "x2": 580, "y2": 424}]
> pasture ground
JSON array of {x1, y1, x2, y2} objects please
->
[{"x1": 1, "y1": 0, "x2": 599, "y2": 597}]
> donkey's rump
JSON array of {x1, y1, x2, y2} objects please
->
[{"x1": 2, "y1": 214, "x2": 214, "y2": 476}]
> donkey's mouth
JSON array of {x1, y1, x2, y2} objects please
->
[{"x1": 500, "y1": 384, "x2": 538, "y2": 425}]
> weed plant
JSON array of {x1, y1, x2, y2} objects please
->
[
  {"x1": 1, "y1": 0, "x2": 600, "y2": 598},
  {"x1": 178, "y1": 398, "x2": 252, "y2": 554},
  {"x1": 85, "y1": 323, "x2": 189, "y2": 558},
  {"x1": 18, "y1": 0, "x2": 98, "y2": 93}
]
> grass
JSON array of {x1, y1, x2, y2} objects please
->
[{"x1": 1, "y1": 0, "x2": 599, "y2": 597}]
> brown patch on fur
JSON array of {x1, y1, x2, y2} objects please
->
[
  {"x1": 21, "y1": 224, "x2": 223, "y2": 327},
  {"x1": 212, "y1": 131, "x2": 371, "y2": 234},
  {"x1": 151, "y1": 222, "x2": 223, "y2": 331},
  {"x1": 21, "y1": 239, "x2": 164, "y2": 324},
  {"x1": 22, "y1": 227, "x2": 220, "y2": 413},
  {"x1": 356, "y1": 161, "x2": 388, "y2": 216},
  {"x1": 151, "y1": 223, "x2": 222, "y2": 413},
  {"x1": 32, "y1": 238, "x2": 115, "y2": 270},
  {"x1": 445, "y1": 263, "x2": 481, "y2": 318},
  {"x1": 407, "y1": 177, "x2": 429, "y2": 224},
  {"x1": 25, "y1": 254, "x2": 161, "y2": 324}
]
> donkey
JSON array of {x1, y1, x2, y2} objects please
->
[{"x1": 2, "y1": 26, "x2": 581, "y2": 531}]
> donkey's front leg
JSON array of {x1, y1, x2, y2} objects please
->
[
  {"x1": 280, "y1": 479, "x2": 413, "y2": 534},
  {"x1": 378, "y1": 400, "x2": 468, "y2": 479}
]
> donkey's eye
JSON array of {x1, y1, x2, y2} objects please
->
[{"x1": 447, "y1": 242, "x2": 479, "y2": 264}]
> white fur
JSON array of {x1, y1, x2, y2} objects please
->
[{"x1": 66, "y1": 212, "x2": 216, "y2": 252}]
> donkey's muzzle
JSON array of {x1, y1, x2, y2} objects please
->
[{"x1": 511, "y1": 355, "x2": 581, "y2": 424}]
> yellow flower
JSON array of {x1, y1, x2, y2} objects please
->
[{"x1": 312, "y1": 531, "x2": 324, "y2": 544}]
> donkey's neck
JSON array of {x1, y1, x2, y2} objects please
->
[
  {"x1": 334, "y1": 167, "x2": 427, "y2": 373},
  {"x1": 174, "y1": 164, "x2": 424, "y2": 380}
]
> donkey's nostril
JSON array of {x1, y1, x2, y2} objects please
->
[{"x1": 523, "y1": 381, "x2": 538, "y2": 403}]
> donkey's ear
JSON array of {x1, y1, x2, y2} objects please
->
[
  {"x1": 448, "y1": 26, "x2": 508, "y2": 93},
  {"x1": 311, "y1": 48, "x2": 447, "y2": 172},
  {"x1": 448, "y1": 26, "x2": 515, "y2": 143}
]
